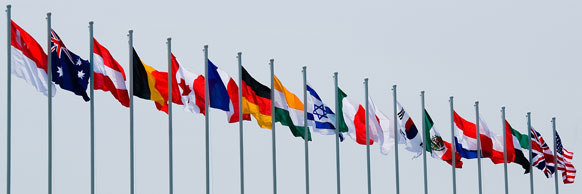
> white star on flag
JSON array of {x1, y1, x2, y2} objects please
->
[
  {"x1": 77, "y1": 70, "x2": 85, "y2": 79},
  {"x1": 76, "y1": 59, "x2": 82, "y2": 66},
  {"x1": 57, "y1": 66, "x2": 63, "y2": 77}
]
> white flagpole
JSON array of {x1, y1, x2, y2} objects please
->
[
  {"x1": 421, "y1": 91, "x2": 428, "y2": 194},
  {"x1": 392, "y1": 85, "x2": 400, "y2": 194},
  {"x1": 237, "y1": 52, "x2": 245, "y2": 194},
  {"x1": 167, "y1": 37, "x2": 174, "y2": 194},
  {"x1": 333, "y1": 72, "x2": 341, "y2": 194},
  {"x1": 526, "y1": 112, "x2": 534, "y2": 194},
  {"x1": 302, "y1": 66, "x2": 310, "y2": 194},
  {"x1": 449, "y1": 96, "x2": 456, "y2": 194},
  {"x1": 475, "y1": 101, "x2": 482, "y2": 194},
  {"x1": 204, "y1": 45, "x2": 210, "y2": 194},
  {"x1": 364, "y1": 78, "x2": 371, "y2": 194},
  {"x1": 128, "y1": 29, "x2": 135, "y2": 194},
  {"x1": 501, "y1": 107, "x2": 508, "y2": 194},
  {"x1": 46, "y1": 12, "x2": 53, "y2": 194},
  {"x1": 89, "y1": 21, "x2": 95, "y2": 194},
  {"x1": 551, "y1": 117, "x2": 559, "y2": 194},
  {"x1": 270, "y1": 59, "x2": 277, "y2": 194},
  {"x1": 5, "y1": 5, "x2": 11, "y2": 194}
]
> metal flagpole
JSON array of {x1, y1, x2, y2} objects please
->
[
  {"x1": 551, "y1": 117, "x2": 558, "y2": 194},
  {"x1": 449, "y1": 97, "x2": 456, "y2": 194},
  {"x1": 475, "y1": 101, "x2": 482, "y2": 194},
  {"x1": 501, "y1": 107, "x2": 508, "y2": 194},
  {"x1": 526, "y1": 112, "x2": 534, "y2": 194},
  {"x1": 167, "y1": 38, "x2": 173, "y2": 194},
  {"x1": 421, "y1": 91, "x2": 428, "y2": 194},
  {"x1": 46, "y1": 12, "x2": 53, "y2": 194},
  {"x1": 364, "y1": 79, "x2": 371, "y2": 194},
  {"x1": 204, "y1": 45, "x2": 210, "y2": 194},
  {"x1": 128, "y1": 29, "x2": 135, "y2": 194},
  {"x1": 6, "y1": 5, "x2": 11, "y2": 194},
  {"x1": 270, "y1": 59, "x2": 277, "y2": 194},
  {"x1": 89, "y1": 21, "x2": 95, "y2": 194},
  {"x1": 392, "y1": 85, "x2": 400, "y2": 194},
  {"x1": 237, "y1": 52, "x2": 244, "y2": 194},
  {"x1": 333, "y1": 72, "x2": 341, "y2": 194},
  {"x1": 303, "y1": 66, "x2": 310, "y2": 194}
]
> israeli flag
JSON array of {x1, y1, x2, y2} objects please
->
[{"x1": 306, "y1": 83, "x2": 343, "y2": 140}]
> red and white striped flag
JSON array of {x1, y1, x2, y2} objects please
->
[
  {"x1": 555, "y1": 132, "x2": 576, "y2": 184},
  {"x1": 92, "y1": 38, "x2": 129, "y2": 107}
]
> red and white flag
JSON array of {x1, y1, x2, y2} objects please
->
[
  {"x1": 92, "y1": 38, "x2": 129, "y2": 107},
  {"x1": 10, "y1": 21, "x2": 55, "y2": 96},
  {"x1": 171, "y1": 54, "x2": 205, "y2": 114},
  {"x1": 555, "y1": 132, "x2": 576, "y2": 184}
]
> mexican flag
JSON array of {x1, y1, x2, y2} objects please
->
[{"x1": 424, "y1": 109, "x2": 462, "y2": 168}]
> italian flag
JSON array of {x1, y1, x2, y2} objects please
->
[
  {"x1": 273, "y1": 76, "x2": 310, "y2": 140},
  {"x1": 424, "y1": 109, "x2": 463, "y2": 168}
]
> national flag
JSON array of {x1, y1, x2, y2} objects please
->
[
  {"x1": 367, "y1": 97, "x2": 396, "y2": 155},
  {"x1": 530, "y1": 127, "x2": 555, "y2": 178},
  {"x1": 133, "y1": 48, "x2": 178, "y2": 113},
  {"x1": 453, "y1": 111, "x2": 508, "y2": 164},
  {"x1": 506, "y1": 121, "x2": 531, "y2": 173},
  {"x1": 172, "y1": 54, "x2": 204, "y2": 114},
  {"x1": 306, "y1": 83, "x2": 343, "y2": 141},
  {"x1": 241, "y1": 66, "x2": 272, "y2": 129},
  {"x1": 50, "y1": 30, "x2": 90, "y2": 101},
  {"x1": 555, "y1": 132, "x2": 576, "y2": 184},
  {"x1": 10, "y1": 21, "x2": 55, "y2": 96},
  {"x1": 207, "y1": 60, "x2": 250, "y2": 122},
  {"x1": 273, "y1": 76, "x2": 310, "y2": 140},
  {"x1": 396, "y1": 102, "x2": 425, "y2": 157},
  {"x1": 92, "y1": 38, "x2": 129, "y2": 107},
  {"x1": 423, "y1": 109, "x2": 463, "y2": 168}
]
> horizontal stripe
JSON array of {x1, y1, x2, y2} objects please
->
[
  {"x1": 93, "y1": 72, "x2": 129, "y2": 107},
  {"x1": 93, "y1": 38, "x2": 125, "y2": 78},
  {"x1": 243, "y1": 97, "x2": 272, "y2": 129},
  {"x1": 273, "y1": 76, "x2": 304, "y2": 111},
  {"x1": 11, "y1": 46, "x2": 55, "y2": 96},
  {"x1": 241, "y1": 66, "x2": 270, "y2": 99},
  {"x1": 11, "y1": 21, "x2": 47, "y2": 71},
  {"x1": 242, "y1": 82, "x2": 272, "y2": 116},
  {"x1": 275, "y1": 108, "x2": 311, "y2": 140},
  {"x1": 94, "y1": 54, "x2": 127, "y2": 90}
]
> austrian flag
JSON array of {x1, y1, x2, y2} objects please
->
[{"x1": 93, "y1": 38, "x2": 129, "y2": 107}]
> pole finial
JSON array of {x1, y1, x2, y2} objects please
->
[
  {"x1": 7, "y1": 4, "x2": 11, "y2": 9},
  {"x1": 46, "y1": 12, "x2": 51, "y2": 17},
  {"x1": 89, "y1": 21, "x2": 94, "y2": 25},
  {"x1": 237, "y1": 52, "x2": 242, "y2": 55},
  {"x1": 270, "y1": 59, "x2": 274, "y2": 63},
  {"x1": 167, "y1": 37, "x2": 171, "y2": 41}
]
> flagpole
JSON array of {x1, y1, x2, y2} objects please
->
[
  {"x1": 89, "y1": 20, "x2": 95, "y2": 194},
  {"x1": 421, "y1": 91, "x2": 428, "y2": 194},
  {"x1": 501, "y1": 107, "x2": 508, "y2": 194},
  {"x1": 475, "y1": 101, "x2": 482, "y2": 194},
  {"x1": 6, "y1": 5, "x2": 11, "y2": 194},
  {"x1": 333, "y1": 72, "x2": 341, "y2": 194},
  {"x1": 364, "y1": 78, "x2": 371, "y2": 194},
  {"x1": 237, "y1": 52, "x2": 245, "y2": 194},
  {"x1": 167, "y1": 37, "x2": 173, "y2": 194},
  {"x1": 302, "y1": 66, "x2": 310, "y2": 194},
  {"x1": 128, "y1": 29, "x2": 135, "y2": 194},
  {"x1": 270, "y1": 59, "x2": 277, "y2": 194},
  {"x1": 204, "y1": 45, "x2": 210, "y2": 194},
  {"x1": 551, "y1": 117, "x2": 558, "y2": 194},
  {"x1": 392, "y1": 85, "x2": 400, "y2": 194},
  {"x1": 526, "y1": 112, "x2": 534, "y2": 194},
  {"x1": 46, "y1": 12, "x2": 53, "y2": 194},
  {"x1": 449, "y1": 96, "x2": 456, "y2": 194}
]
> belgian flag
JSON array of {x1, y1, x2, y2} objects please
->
[
  {"x1": 241, "y1": 66, "x2": 272, "y2": 129},
  {"x1": 132, "y1": 48, "x2": 174, "y2": 113}
]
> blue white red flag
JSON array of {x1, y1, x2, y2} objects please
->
[
  {"x1": 50, "y1": 30, "x2": 90, "y2": 101},
  {"x1": 306, "y1": 83, "x2": 343, "y2": 141},
  {"x1": 207, "y1": 59, "x2": 250, "y2": 123}
]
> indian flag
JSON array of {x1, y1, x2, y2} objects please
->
[{"x1": 273, "y1": 76, "x2": 310, "y2": 140}]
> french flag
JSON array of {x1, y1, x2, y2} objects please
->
[
  {"x1": 207, "y1": 60, "x2": 250, "y2": 123},
  {"x1": 453, "y1": 111, "x2": 507, "y2": 164},
  {"x1": 92, "y1": 38, "x2": 129, "y2": 107}
]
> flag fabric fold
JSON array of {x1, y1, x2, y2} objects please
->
[
  {"x1": 306, "y1": 83, "x2": 343, "y2": 140},
  {"x1": 172, "y1": 54, "x2": 204, "y2": 114},
  {"x1": 396, "y1": 102, "x2": 425, "y2": 157},
  {"x1": 453, "y1": 111, "x2": 508, "y2": 164},
  {"x1": 506, "y1": 121, "x2": 530, "y2": 173},
  {"x1": 423, "y1": 109, "x2": 463, "y2": 168},
  {"x1": 555, "y1": 132, "x2": 576, "y2": 184},
  {"x1": 241, "y1": 66, "x2": 272, "y2": 129},
  {"x1": 273, "y1": 76, "x2": 310, "y2": 140},
  {"x1": 207, "y1": 60, "x2": 250, "y2": 122},
  {"x1": 530, "y1": 127, "x2": 556, "y2": 178},
  {"x1": 50, "y1": 29, "x2": 90, "y2": 101},
  {"x1": 133, "y1": 49, "x2": 178, "y2": 113},
  {"x1": 92, "y1": 38, "x2": 129, "y2": 107}
]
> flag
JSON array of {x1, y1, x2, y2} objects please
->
[
  {"x1": 50, "y1": 30, "x2": 90, "y2": 101},
  {"x1": 172, "y1": 54, "x2": 204, "y2": 114},
  {"x1": 453, "y1": 111, "x2": 507, "y2": 164},
  {"x1": 10, "y1": 21, "x2": 55, "y2": 96},
  {"x1": 423, "y1": 109, "x2": 463, "y2": 168},
  {"x1": 367, "y1": 97, "x2": 395, "y2": 155},
  {"x1": 396, "y1": 102, "x2": 425, "y2": 157},
  {"x1": 241, "y1": 66, "x2": 272, "y2": 129},
  {"x1": 530, "y1": 127, "x2": 555, "y2": 178},
  {"x1": 133, "y1": 48, "x2": 177, "y2": 113},
  {"x1": 92, "y1": 38, "x2": 129, "y2": 107},
  {"x1": 306, "y1": 83, "x2": 343, "y2": 141},
  {"x1": 273, "y1": 76, "x2": 310, "y2": 140},
  {"x1": 555, "y1": 132, "x2": 576, "y2": 184},
  {"x1": 506, "y1": 121, "x2": 530, "y2": 173},
  {"x1": 207, "y1": 60, "x2": 250, "y2": 122}
]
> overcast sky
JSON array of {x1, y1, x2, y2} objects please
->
[{"x1": 0, "y1": 0, "x2": 580, "y2": 193}]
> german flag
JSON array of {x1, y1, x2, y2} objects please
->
[
  {"x1": 241, "y1": 66, "x2": 272, "y2": 129},
  {"x1": 133, "y1": 48, "x2": 178, "y2": 113}
]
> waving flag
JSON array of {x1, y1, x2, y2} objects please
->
[
  {"x1": 506, "y1": 121, "x2": 530, "y2": 173},
  {"x1": 367, "y1": 97, "x2": 395, "y2": 155},
  {"x1": 396, "y1": 102, "x2": 425, "y2": 157},
  {"x1": 555, "y1": 132, "x2": 576, "y2": 184},
  {"x1": 207, "y1": 60, "x2": 250, "y2": 122},
  {"x1": 93, "y1": 38, "x2": 129, "y2": 107},
  {"x1": 453, "y1": 111, "x2": 507, "y2": 164},
  {"x1": 133, "y1": 49, "x2": 179, "y2": 113},
  {"x1": 10, "y1": 21, "x2": 55, "y2": 96},
  {"x1": 50, "y1": 30, "x2": 90, "y2": 101},
  {"x1": 306, "y1": 83, "x2": 342, "y2": 140},
  {"x1": 273, "y1": 76, "x2": 310, "y2": 140},
  {"x1": 423, "y1": 109, "x2": 462, "y2": 168},
  {"x1": 241, "y1": 67, "x2": 272, "y2": 129},
  {"x1": 172, "y1": 54, "x2": 204, "y2": 114},
  {"x1": 530, "y1": 127, "x2": 555, "y2": 178}
]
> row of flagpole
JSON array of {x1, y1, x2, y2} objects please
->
[{"x1": 4, "y1": 5, "x2": 570, "y2": 194}]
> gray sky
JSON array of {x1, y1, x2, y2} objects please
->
[{"x1": 0, "y1": 0, "x2": 580, "y2": 193}]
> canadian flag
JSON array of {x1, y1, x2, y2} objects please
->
[
  {"x1": 92, "y1": 38, "x2": 129, "y2": 107},
  {"x1": 171, "y1": 54, "x2": 205, "y2": 114}
]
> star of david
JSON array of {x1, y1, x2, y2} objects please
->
[{"x1": 312, "y1": 104, "x2": 327, "y2": 120}]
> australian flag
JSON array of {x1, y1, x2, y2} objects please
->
[{"x1": 50, "y1": 30, "x2": 90, "y2": 101}]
